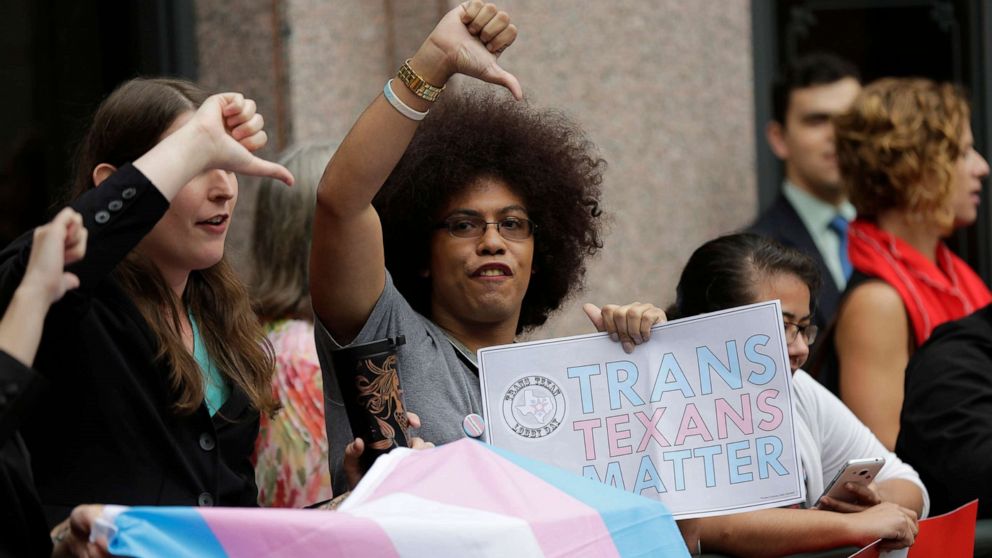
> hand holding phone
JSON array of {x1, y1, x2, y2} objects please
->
[{"x1": 815, "y1": 457, "x2": 885, "y2": 511}]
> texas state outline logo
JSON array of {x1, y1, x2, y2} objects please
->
[{"x1": 502, "y1": 375, "x2": 567, "y2": 440}]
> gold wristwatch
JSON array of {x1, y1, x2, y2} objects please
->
[{"x1": 397, "y1": 59, "x2": 445, "y2": 102}]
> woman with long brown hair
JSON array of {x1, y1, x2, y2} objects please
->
[
  {"x1": 0, "y1": 77, "x2": 292, "y2": 528},
  {"x1": 818, "y1": 78, "x2": 992, "y2": 450}
]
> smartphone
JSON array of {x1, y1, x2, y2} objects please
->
[{"x1": 815, "y1": 457, "x2": 885, "y2": 507}]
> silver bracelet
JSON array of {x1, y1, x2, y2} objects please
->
[{"x1": 383, "y1": 79, "x2": 428, "y2": 121}]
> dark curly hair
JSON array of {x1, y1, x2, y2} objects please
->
[{"x1": 374, "y1": 88, "x2": 605, "y2": 333}]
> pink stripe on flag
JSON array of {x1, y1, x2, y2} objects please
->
[
  {"x1": 200, "y1": 507, "x2": 400, "y2": 558},
  {"x1": 364, "y1": 440, "x2": 620, "y2": 558}
]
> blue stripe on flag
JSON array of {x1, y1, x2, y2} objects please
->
[
  {"x1": 484, "y1": 442, "x2": 690, "y2": 558},
  {"x1": 107, "y1": 507, "x2": 228, "y2": 558}
]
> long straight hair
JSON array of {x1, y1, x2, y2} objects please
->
[
  {"x1": 70, "y1": 77, "x2": 277, "y2": 415},
  {"x1": 250, "y1": 143, "x2": 335, "y2": 323}
]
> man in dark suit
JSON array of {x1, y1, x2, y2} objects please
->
[{"x1": 749, "y1": 53, "x2": 861, "y2": 332}]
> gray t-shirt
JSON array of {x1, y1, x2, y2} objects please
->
[{"x1": 315, "y1": 271, "x2": 482, "y2": 495}]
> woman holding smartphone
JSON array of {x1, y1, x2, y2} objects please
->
[{"x1": 672, "y1": 233, "x2": 928, "y2": 557}]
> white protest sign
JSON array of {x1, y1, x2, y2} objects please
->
[{"x1": 479, "y1": 301, "x2": 805, "y2": 519}]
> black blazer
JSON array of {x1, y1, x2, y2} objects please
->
[
  {"x1": 0, "y1": 164, "x2": 259, "y2": 527},
  {"x1": 0, "y1": 351, "x2": 52, "y2": 557},
  {"x1": 896, "y1": 303, "x2": 992, "y2": 518},
  {"x1": 746, "y1": 194, "x2": 842, "y2": 333}
]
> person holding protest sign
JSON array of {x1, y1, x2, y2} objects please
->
[
  {"x1": 671, "y1": 233, "x2": 928, "y2": 556},
  {"x1": 310, "y1": 0, "x2": 664, "y2": 495},
  {"x1": 0, "y1": 77, "x2": 294, "y2": 531},
  {"x1": 814, "y1": 78, "x2": 991, "y2": 450}
]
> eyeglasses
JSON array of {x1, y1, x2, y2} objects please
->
[
  {"x1": 435, "y1": 216, "x2": 536, "y2": 241},
  {"x1": 783, "y1": 321, "x2": 818, "y2": 345}
]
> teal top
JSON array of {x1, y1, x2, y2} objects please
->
[{"x1": 189, "y1": 312, "x2": 230, "y2": 416}]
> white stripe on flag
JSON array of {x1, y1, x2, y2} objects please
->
[{"x1": 345, "y1": 493, "x2": 545, "y2": 558}]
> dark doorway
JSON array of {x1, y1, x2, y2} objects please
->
[
  {"x1": 0, "y1": 0, "x2": 197, "y2": 247},
  {"x1": 753, "y1": 0, "x2": 992, "y2": 280}
]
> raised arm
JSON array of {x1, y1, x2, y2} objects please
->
[
  {"x1": 835, "y1": 282, "x2": 910, "y2": 450},
  {"x1": 133, "y1": 92, "x2": 293, "y2": 200},
  {"x1": 309, "y1": 0, "x2": 521, "y2": 342},
  {"x1": 0, "y1": 209, "x2": 86, "y2": 367},
  {"x1": 77, "y1": 93, "x2": 292, "y2": 293},
  {"x1": 0, "y1": 92, "x2": 291, "y2": 303},
  {"x1": 0, "y1": 209, "x2": 85, "y2": 447}
]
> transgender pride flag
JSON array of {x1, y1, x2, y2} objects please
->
[{"x1": 99, "y1": 439, "x2": 688, "y2": 557}]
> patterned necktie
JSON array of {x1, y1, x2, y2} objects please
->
[{"x1": 828, "y1": 215, "x2": 852, "y2": 280}]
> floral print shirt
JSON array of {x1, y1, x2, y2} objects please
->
[{"x1": 253, "y1": 320, "x2": 333, "y2": 507}]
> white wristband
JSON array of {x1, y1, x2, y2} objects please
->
[{"x1": 383, "y1": 79, "x2": 428, "y2": 121}]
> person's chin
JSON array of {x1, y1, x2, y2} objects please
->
[
  {"x1": 193, "y1": 252, "x2": 225, "y2": 271},
  {"x1": 818, "y1": 176, "x2": 844, "y2": 193},
  {"x1": 953, "y1": 212, "x2": 978, "y2": 229},
  {"x1": 471, "y1": 295, "x2": 522, "y2": 321}
]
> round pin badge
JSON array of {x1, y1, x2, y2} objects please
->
[{"x1": 462, "y1": 413, "x2": 486, "y2": 438}]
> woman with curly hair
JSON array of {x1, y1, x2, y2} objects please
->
[
  {"x1": 310, "y1": 0, "x2": 663, "y2": 494},
  {"x1": 817, "y1": 78, "x2": 991, "y2": 450}
]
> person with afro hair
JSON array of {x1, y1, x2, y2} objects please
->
[{"x1": 310, "y1": 1, "x2": 664, "y2": 495}]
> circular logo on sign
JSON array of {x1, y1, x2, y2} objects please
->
[{"x1": 502, "y1": 375, "x2": 566, "y2": 439}]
